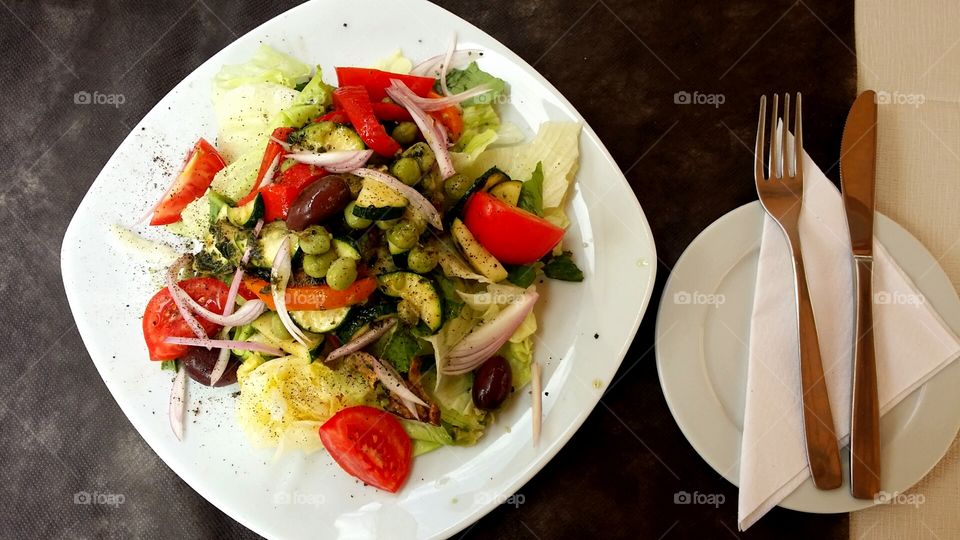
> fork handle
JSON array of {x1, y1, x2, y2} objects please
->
[
  {"x1": 791, "y1": 241, "x2": 843, "y2": 489},
  {"x1": 850, "y1": 257, "x2": 881, "y2": 498}
]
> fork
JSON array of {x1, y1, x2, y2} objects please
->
[{"x1": 754, "y1": 93, "x2": 843, "y2": 490}]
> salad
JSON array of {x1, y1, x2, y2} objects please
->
[{"x1": 138, "y1": 42, "x2": 583, "y2": 492}]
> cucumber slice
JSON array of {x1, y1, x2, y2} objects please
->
[
  {"x1": 378, "y1": 272, "x2": 443, "y2": 331},
  {"x1": 335, "y1": 303, "x2": 398, "y2": 343},
  {"x1": 208, "y1": 191, "x2": 233, "y2": 222},
  {"x1": 451, "y1": 218, "x2": 508, "y2": 282},
  {"x1": 251, "y1": 312, "x2": 324, "y2": 360},
  {"x1": 488, "y1": 180, "x2": 522, "y2": 206},
  {"x1": 354, "y1": 178, "x2": 407, "y2": 220},
  {"x1": 290, "y1": 307, "x2": 352, "y2": 333},
  {"x1": 226, "y1": 194, "x2": 264, "y2": 227},
  {"x1": 250, "y1": 221, "x2": 299, "y2": 269},
  {"x1": 333, "y1": 238, "x2": 361, "y2": 260},
  {"x1": 290, "y1": 122, "x2": 366, "y2": 153}
]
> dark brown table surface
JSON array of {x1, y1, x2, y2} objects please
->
[{"x1": 0, "y1": 0, "x2": 856, "y2": 537}]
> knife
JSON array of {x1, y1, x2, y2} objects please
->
[{"x1": 840, "y1": 90, "x2": 880, "y2": 499}]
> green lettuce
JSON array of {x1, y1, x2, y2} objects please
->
[
  {"x1": 454, "y1": 103, "x2": 501, "y2": 158},
  {"x1": 213, "y1": 44, "x2": 311, "y2": 94},
  {"x1": 401, "y1": 419, "x2": 454, "y2": 456},
  {"x1": 274, "y1": 66, "x2": 335, "y2": 128},
  {"x1": 210, "y1": 149, "x2": 261, "y2": 201},
  {"x1": 444, "y1": 62, "x2": 506, "y2": 107},
  {"x1": 501, "y1": 338, "x2": 534, "y2": 389},
  {"x1": 421, "y1": 370, "x2": 487, "y2": 445}
]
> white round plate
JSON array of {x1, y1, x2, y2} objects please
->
[
  {"x1": 656, "y1": 202, "x2": 960, "y2": 513},
  {"x1": 60, "y1": 0, "x2": 657, "y2": 538}
]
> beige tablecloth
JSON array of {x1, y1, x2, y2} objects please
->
[{"x1": 854, "y1": 1, "x2": 960, "y2": 538}]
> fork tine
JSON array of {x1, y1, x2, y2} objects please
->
[
  {"x1": 769, "y1": 93, "x2": 780, "y2": 179},
  {"x1": 783, "y1": 93, "x2": 791, "y2": 176},
  {"x1": 795, "y1": 93, "x2": 803, "y2": 178},
  {"x1": 755, "y1": 95, "x2": 767, "y2": 184}
]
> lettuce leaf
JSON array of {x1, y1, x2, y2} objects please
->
[
  {"x1": 501, "y1": 338, "x2": 533, "y2": 389},
  {"x1": 420, "y1": 370, "x2": 487, "y2": 444},
  {"x1": 454, "y1": 103, "x2": 501, "y2": 158},
  {"x1": 372, "y1": 50, "x2": 413, "y2": 74},
  {"x1": 274, "y1": 66, "x2": 335, "y2": 128},
  {"x1": 400, "y1": 419, "x2": 454, "y2": 456},
  {"x1": 444, "y1": 62, "x2": 506, "y2": 107},
  {"x1": 210, "y1": 149, "x2": 261, "y2": 201},
  {"x1": 213, "y1": 83, "x2": 298, "y2": 163},
  {"x1": 518, "y1": 162, "x2": 544, "y2": 216},
  {"x1": 213, "y1": 44, "x2": 311, "y2": 96}
]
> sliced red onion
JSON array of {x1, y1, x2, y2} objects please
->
[
  {"x1": 411, "y1": 49, "x2": 483, "y2": 77},
  {"x1": 440, "y1": 34, "x2": 457, "y2": 96},
  {"x1": 286, "y1": 150, "x2": 374, "y2": 173},
  {"x1": 386, "y1": 78, "x2": 491, "y2": 112},
  {"x1": 531, "y1": 361, "x2": 542, "y2": 447},
  {"x1": 270, "y1": 135, "x2": 292, "y2": 151},
  {"x1": 169, "y1": 363, "x2": 187, "y2": 441},
  {"x1": 211, "y1": 240, "x2": 258, "y2": 385},
  {"x1": 384, "y1": 82, "x2": 457, "y2": 179},
  {"x1": 271, "y1": 236, "x2": 310, "y2": 347},
  {"x1": 165, "y1": 256, "x2": 207, "y2": 340},
  {"x1": 353, "y1": 168, "x2": 443, "y2": 230},
  {"x1": 252, "y1": 219, "x2": 265, "y2": 238},
  {"x1": 324, "y1": 318, "x2": 396, "y2": 363},
  {"x1": 182, "y1": 296, "x2": 266, "y2": 327},
  {"x1": 357, "y1": 352, "x2": 427, "y2": 407},
  {"x1": 163, "y1": 336, "x2": 285, "y2": 356},
  {"x1": 441, "y1": 292, "x2": 539, "y2": 375},
  {"x1": 258, "y1": 153, "x2": 281, "y2": 190}
]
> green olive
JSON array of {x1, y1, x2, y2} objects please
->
[
  {"x1": 344, "y1": 201, "x2": 372, "y2": 229},
  {"x1": 390, "y1": 157, "x2": 421, "y2": 186},
  {"x1": 443, "y1": 173, "x2": 472, "y2": 201},
  {"x1": 326, "y1": 257, "x2": 358, "y2": 291},
  {"x1": 403, "y1": 142, "x2": 436, "y2": 172},
  {"x1": 391, "y1": 122, "x2": 419, "y2": 146},
  {"x1": 298, "y1": 225, "x2": 331, "y2": 255},
  {"x1": 406, "y1": 244, "x2": 439, "y2": 274},
  {"x1": 303, "y1": 250, "x2": 338, "y2": 278},
  {"x1": 386, "y1": 220, "x2": 419, "y2": 251}
]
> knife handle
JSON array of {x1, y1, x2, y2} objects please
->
[
  {"x1": 850, "y1": 257, "x2": 881, "y2": 498},
  {"x1": 792, "y1": 242, "x2": 843, "y2": 490}
]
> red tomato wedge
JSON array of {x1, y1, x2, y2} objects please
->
[
  {"x1": 333, "y1": 86, "x2": 401, "y2": 157},
  {"x1": 318, "y1": 406, "x2": 412, "y2": 493},
  {"x1": 463, "y1": 191, "x2": 565, "y2": 265},
  {"x1": 259, "y1": 163, "x2": 328, "y2": 222},
  {"x1": 242, "y1": 276, "x2": 377, "y2": 311},
  {"x1": 150, "y1": 139, "x2": 226, "y2": 225},
  {"x1": 335, "y1": 67, "x2": 436, "y2": 101},
  {"x1": 142, "y1": 277, "x2": 229, "y2": 360},
  {"x1": 236, "y1": 127, "x2": 295, "y2": 206}
]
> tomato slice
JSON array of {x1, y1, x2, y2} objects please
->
[
  {"x1": 142, "y1": 278, "x2": 230, "y2": 360},
  {"x1": 236, "y1": 127, "x2": 295, "y2": 206},
  {"x1": 335, "y1": 67, "x2": 436, "y2": 101},
  {"x1": 463, "y1": 191, "x2": 565, "y2": 265},
  {"x1": 150, "y1": 139, "x2": 226, "y2": 225},
  {"x1": 318, "y1": 406, "x2": 412, "y2": 493},
  {"x1": 259, "y1": 163, "x2": 328, "y2": 222},
  {"x1": 242, "y1": 276, "x2": 377, "y2": 311}
]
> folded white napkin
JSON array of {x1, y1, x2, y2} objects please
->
[{"x1": 738, "y1": 139, "x2": 960, "y2": 530}]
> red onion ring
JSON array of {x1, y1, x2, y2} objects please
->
[
  {"x1": 324, "y1": 318, "x2": 396, "y2": 363},
  {"x1": 258, "y1": 153, "x2": 281, "y2": 190},
  {"x1": 211, "y1": 237, "x2": 259, "y2": 385},
  {"x1": 355, "y1": 352, "x2": 427, "y2": 407},
  {"x1": 411, "y1": 49, "x2": 483, "y2": 77},
  {"x1": 441, "y1": 291, "x2": 539, "y2": 375},
  {"x1": 165, "y1": 256, "x2": 207, "y2": 341},
  {"x1": 271, "y1": 236, "x2": 310, "y2": 347},
  {"x1": 163, "y1": 336, "x2": 285, "y2": 356},
  {"x1": 440, "y1": 34, "x2": 457, "y2": 96},
  {"x1": 353, "y1": 168, "x2": 443, "y2": 230},
  {"x1": 286, "y1": 150, "x2": 374, "y2": 173},
  {"x1": 169, "y1": 364, "x2": 187, "y2": 441},
  {"x1": 386, "y1": 78, "x2": 492, "y2": 112},
  {"x1": 384, "y1": 82, "x2": 457, "y2": 179}
]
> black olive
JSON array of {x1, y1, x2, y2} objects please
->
[
  {"x1": 181, "y1": 347, "x2": 240, "y2": 387},
  {"x1": 286, "y1": 175, "x2": 352, "y2": 231},
  {"x1": 471, "y1": 356, "x2": 512, "y2": 410}
]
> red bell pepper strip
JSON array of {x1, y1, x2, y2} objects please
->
[
  {"x1": 236, "y1": 127, "x2": 295, "y2": 206},
  {"x1": 335, "y1": 67, "x2": 436, "y2": 101},
  {"x1": 260, "y1": 163, "x2": 328, "y2": 221},
  {"x1": 242, "y1": 276, "x2": 378, "y2": 310},
  {"x1": 317, "y1": 102, "x2": 412, "y2": 125},
  {"x1": 333, "y1": 86, "x2": 401, "y2": 157},
  {"x1": 149, "y1": 138, "x2": 225, "y2": 225},
  {"x1": 426, "y1": 91, "x2": 464, "y2": 142}
]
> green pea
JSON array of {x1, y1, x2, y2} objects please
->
[
  {"x1": 390, "y1": 157, "x2": 422, "y2": 186},
  {"x1": 303, "y1": 251, "x2": 338, "y2": 278},
  {"x1": 298, "y1": 225, "x2": 331, "y2": 255},
  {"x1": 376, "y1": 218, "x2": 400, "y2": 230},
  {"x1": 403, "y1": 142, "x2": 435, "y2": 172},
  {"x1": 391, "y1": 122, "x2": 419, "y2": 146},
  {"x1": 344, "y1": 201, "x2": 372, "y2": 229},
  {"x1": 406, "y1": 244, "x2": 438, "y2": 274},
  {"x1": 386, "y1": 220, "x2": 419, "y2": 251},
  {"x1": 326, "y1": 257, "x2": 358, "y2": 291},
  {"x1": 443, "y1": 173, "x2": 472, "y2": 201}
]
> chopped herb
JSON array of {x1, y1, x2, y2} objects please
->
[
  {"x1": 373, "y1": 324, "x2": 421, "y2": 373},
  {"x1": 506, "y1": 263, "x2": 541, "y2": 288},
  {"x1": 543, "y1": 251, "x2": 584, "y2": 282},
  {"x1": 433, "y1": 272, "x2": 464, "y2": 320},
  {"x1": 518, "y1": 162, "x2": 544, "y2": 216}
]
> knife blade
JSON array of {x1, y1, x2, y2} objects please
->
[{"x1": 840, "y1": 90, "x2": 880, "y2": 499}]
